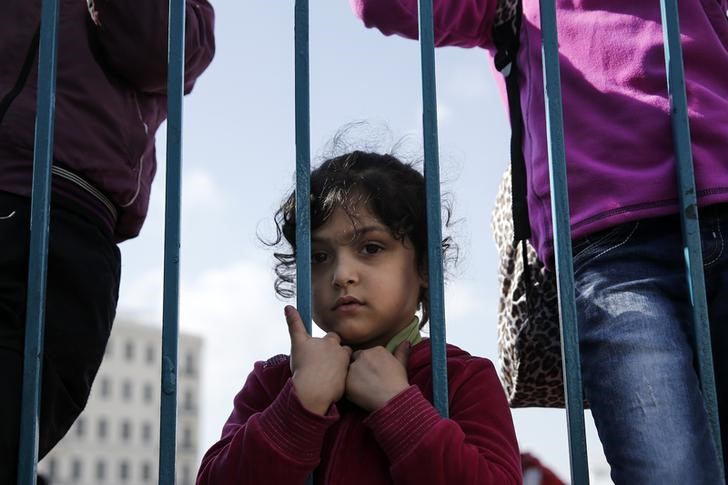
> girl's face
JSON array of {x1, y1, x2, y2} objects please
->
[{"x1": 310, "y1": 205, "x2": 427, "y2": 349}]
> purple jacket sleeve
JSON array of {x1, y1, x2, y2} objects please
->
[
  {"x1": 350, "y1": 0, "x2": 496, "y2": 48},
  {"x1": 89, "y1": 0, "x2": 215, "y2": 94},
  {"x1": 196, "y1": 361, "x2": 339, "y2": 485},
  {"x1": 363, "y1": 359, "x2": 522, "y2": 484}
]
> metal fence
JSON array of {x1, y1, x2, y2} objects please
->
[
  {"x1": 17, "y1": 0, "x2": 187, "y2": 483},
  {"x1": 17, "y1": 0, "x2": 722, "y2": 484}
]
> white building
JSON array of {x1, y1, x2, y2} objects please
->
[{"x1": 38, "y1": 318, "x2": 203, "y2": 485}]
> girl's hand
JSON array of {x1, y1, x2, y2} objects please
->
[
  {"x1": 286, "y1": 305, "x2": 352, "y2": 416},
  {"x1": 345, "y1": 341, "x2": 411, "y2": 412}
]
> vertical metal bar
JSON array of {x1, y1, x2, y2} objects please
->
[
  {"x1": 294, "y1": 0, "x2": 312, "y2": 335},
  {"x1": 538, "y1": 0, "x2": 589, "y2": 482},
  {"x1": 17, "y1": 0, "x2": 60, "y2": 483},
  {"x1": 416, "y1": 0, "x2": 448, "y2": 418},
  {"x1": 659, "y1": 0, "x2": 724, "y2": 475},
  {"x1": 294, "y1": 3, "x2": 313, "y2": 485},
  {"x1": 158, "y1": 0, "x2": 185, "y2": 483}
]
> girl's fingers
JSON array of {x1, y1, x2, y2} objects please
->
[
  {"x1": 393, "y1": 341, "x2": 411, "y2": 367},
  {"x1": 284, "y1": 305, "x2": 309, "y2": 345},
  {"x1": 323, "y1": 331, "x2": 341, "y2": 344}
]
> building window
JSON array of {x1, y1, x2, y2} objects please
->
[
  {"x1": 71, "y1": 459, "x2": 82, "y2": 480},
  {"x1": 181, "y1": 426, "x2": 193, "y2": 450},
  {"x1": 184, "y1": 352, "x2": 196, "y2": 377},
  {"x1": 100, "y1": 377, "x2": 111, "y2": 398},
  {"x1": 48, "y1": 458, "x2": 57, "y2": 481},
  {"x1": 124, "y1": 341, "x2": 134, "y2": 361},
  {"x1": 180, "y1": 464, "x2": 192, "y2": 485},
  {"x1": 121, "y1": 420, "x2": 131, "y2": 441},
  {"x1": 142, "y1": 422, "x2": 153, "y2": 444},
  {"x1": 98, "y1": 417, "x2": 108, "y2": 440},
  {"x1": 142, "y1": 462, "x2": 153, "y2": 482},
  {"x1": 119, "y1": 461, "x2": 130, "y2": 482},
  {"x1": 75, "y1": 416, "x2": 85, "y2": 438},
  {"x1": 183, "y1": 390, "x2": 195, "y2": 412},
  {"x1": 143, "y1": 383, "x2": 154, "y2": 403},
  {"x1": 96, "y1": 460, "x2": 106, "y2": 481},
  {"x1": 122, "y1": 380, "x2": 133, "y2": 401},
  {"x1": 146, "y1": 344, "x2": 155, "y2": 364}
]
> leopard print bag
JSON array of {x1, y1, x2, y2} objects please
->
[{"x1": 491, "y1": 169, "x2": 570, "y2": 408}]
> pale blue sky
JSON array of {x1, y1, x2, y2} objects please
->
[{"x1": 117, "y1": 1, "x2": 610, "y2": 481}]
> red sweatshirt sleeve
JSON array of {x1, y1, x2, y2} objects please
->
[
  {"x1": 350, "y1": 0, "x2": 496, "y2": 48},
  {"x1": 88, "y1": 0, "x2": 215, "y2": 94},
  {"x1": 196, "y1": 359, "x2": 340, "y2": 485},
  {"x1": 363, "y1": 359, "x2": 522, "y2": 484}
]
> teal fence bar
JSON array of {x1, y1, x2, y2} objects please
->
[
  {"x1": 17, "y1": 0, "x2": 60, "y2": 483},
  {"x1": 158, "y1": 0, "x2": 186, "y2": 483},
  {"x1": 294, "y1": 0, "x2": 313, "y2": 335},
  {"x1": 659, "y1": 0, "x2": 724, "y2": 475},
  {"x1": 294, "y1": 3, "x2": 313, "y2": 485},
  {"x1": 17, "y1": 1, "x2": 723, "y2": 484},
  {"x1": 417, "y1": 0, "x2": 449, "y2": 418},
  {"x1": 538, "y1": 0, "x2": 590, "y2": 483},
  {"x1": 539, "y1": 0, "x2": 725, "y2": 482}
]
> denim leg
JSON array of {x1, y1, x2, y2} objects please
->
[
  {"x1": 704, "y1": 210, "x2": 728, "y2": 471},
  {"x1": 573, "y1": 219, "x2": 722, "y2": 484}
]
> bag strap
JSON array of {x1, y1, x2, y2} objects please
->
[
  {"x1": 493, "y1": 0, "x2": 532, "y2": 287},
  {"x1": 493, "y1": 0, "x2": 530, "y2": 244}
]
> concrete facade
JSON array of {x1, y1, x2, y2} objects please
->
[{"x1": 38, "y1": 318, "x2": 203, "y2": 485}]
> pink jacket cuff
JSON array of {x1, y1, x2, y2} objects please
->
[{"x1": 257, "y1": 379, "x2": 339, "y2": 463}]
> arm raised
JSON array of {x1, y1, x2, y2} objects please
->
[
  {"x1": 350, "y1": 0, "x2": 496, "y2": 48},
  {"x1": 88, "y1": 0, "x2": 215, "y2": 94}
]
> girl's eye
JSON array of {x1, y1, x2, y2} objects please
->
[
  {"x1": 362, "y1": 243, "x2": 383, "y2": 255},
  {"x1": 312, "y1": 251, "x2": 328, "y2": 263}
]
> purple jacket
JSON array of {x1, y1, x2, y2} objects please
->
[
  {"x1": 351, "y1": 0, "x2": 728, "y2": 266},
  {"x1": 0, "y1": 0, "x2": 215, "y2": 241}
]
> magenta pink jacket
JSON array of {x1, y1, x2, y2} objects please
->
[
  {"x1": 196, "y1": 341, "x2": 522, "y2": 485},
  {"x1": 0, "y1": 0, "x2": 214, "y2": 241},
  {"x1": 352, "y1": 0, "x2": 728, "y2": 265}
]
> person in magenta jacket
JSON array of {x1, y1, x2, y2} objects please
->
[
  {"x1": 0, "y1": 0, "x2": 214, "y2": 482},
  {"x1": 349, "y1": 0, "x2": 728, "y2": 483},
  {"x1": 196, "y1": 151, "x2": 522, "y2": 485}
]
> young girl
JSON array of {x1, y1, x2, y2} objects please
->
[{"x1": 196, "y1": 150, "x2": 522, "y2": 484}]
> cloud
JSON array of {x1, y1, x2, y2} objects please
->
[
  {"x1": 442, "y1": 64, "x2": 494, "y2": 101},
  {"x1": 437, "y1": 100, "x2": 453, "y2": 128},
  {"x1": 117, "y1": 259, "x2": 289, "y2": 452},
  {"x1": 183, "y1": 168, "x2": 225, "y2": 212},
  {"x1": 117, "y1": 266, "x2": 164, "y2": 321},
  {"x1": 182, "y1": 262, "x2": 289, "y2": 452}
]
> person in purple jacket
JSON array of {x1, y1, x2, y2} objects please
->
[
  {"x1": 350, "y1": 0, "x2": 728, "y2": 483},
  {"x1": 0, "y1": 0, "x2": 214, "y2": 482}
]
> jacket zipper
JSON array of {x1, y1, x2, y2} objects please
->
[{"x1": 119, "y1": 92, "x2": 147, "y2": 208}]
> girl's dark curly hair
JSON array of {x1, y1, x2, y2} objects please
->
[{"x1": 266, "y1": 150, "x2": 457, "y2": 326}]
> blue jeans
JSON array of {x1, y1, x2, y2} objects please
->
[{"x1": 572, "y1": 205, "x2": 728, "y2": 484}]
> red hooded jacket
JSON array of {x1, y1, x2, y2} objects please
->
[{"x1": 197, "y1": 341, "x2": 522, "y2": 485}]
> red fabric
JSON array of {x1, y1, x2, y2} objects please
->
[
  {"x1": 521, "y1": 453, "x2": 566, "y2": 485},
  {"x1": 197, "y1": 340, "x2": 522, "y2": 485}
]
